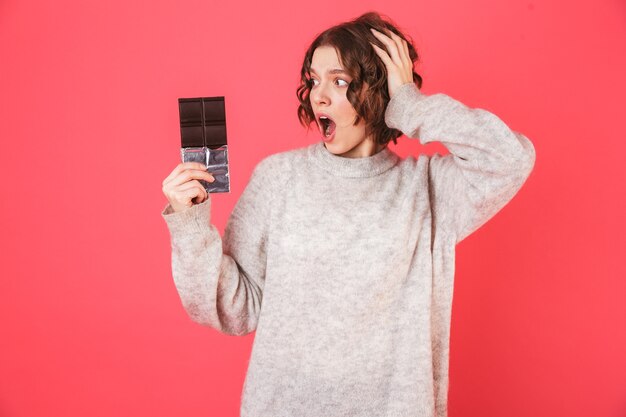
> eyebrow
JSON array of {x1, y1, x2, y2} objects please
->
[{"x1": 309, "y1": 68, "x2": 348, "y2": 75}]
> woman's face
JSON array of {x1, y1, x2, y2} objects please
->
[{"x1": 309, "y1": 46, "x2": 383, "y2": 158}]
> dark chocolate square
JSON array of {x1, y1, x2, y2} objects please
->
[{"x1": 178, "y1": 96, "x2": 227, "y2": 148}]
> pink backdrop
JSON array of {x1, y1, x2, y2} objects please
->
[{"x1": 1, "y1": 0, "x2": 625, "y2": 416}]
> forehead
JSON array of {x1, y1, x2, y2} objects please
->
[{"x1": 310, "y1": 46, "x2": 347, "y2": 75}]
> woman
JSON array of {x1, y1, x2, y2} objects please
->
[{"x1": 161, "y1": 11, "x2": 535, "y2": 417}]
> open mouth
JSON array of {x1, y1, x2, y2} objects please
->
[{"x1": 318, "y1": 116, "x2": 336, "y2": 138}]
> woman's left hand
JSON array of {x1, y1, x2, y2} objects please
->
[{"x1": 369, "y1": 28, "x2": 414, "y2": 99}]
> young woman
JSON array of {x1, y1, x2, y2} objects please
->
[{"x1": 161, "y1": 11, "x2": 535, "y2": 417}]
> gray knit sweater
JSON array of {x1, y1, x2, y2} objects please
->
[{"x1": 161, "y1": 82, "x2": 536, "y2": 417}]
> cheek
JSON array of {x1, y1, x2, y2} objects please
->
[{"x1": 336, "y1": 99, "x2": 358, "y2": 123}]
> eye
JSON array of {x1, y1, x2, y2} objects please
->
[{"x1": 308, "y1": 77, "x2": 350, "y2": 88}]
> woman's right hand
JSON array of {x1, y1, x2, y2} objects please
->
[{"x1": 162, "y1": 162, "x2": 216, "y2": 213}]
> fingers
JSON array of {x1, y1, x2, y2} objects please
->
[
  {"x1": 370, "y1": 42, "x2": 393, "y2": 67},
  {"x1": 370, "y1": 28, "x2": 403, "y2": 66},
  {"x1": 163, "y1": 162, "x2": 208, "y2": 186},
  {"x1": 163, "y1": 177, "x2": 209, "y2": 211},
  {"x1": 180, "y1": 187, "x2": 206, "y2": 208},
  {"x1": 370, "y1": 28, "x2": 414, "y2": 84},
  {"x1": 397, "y1": 36, "x2": 412, "y2": 71},
  {"x1": 166, "y1": 168, "x2": 215, "y2": 188},
  {"x1": 179, "y1": 180, "x2": 209, "y2": 203},
  {"x1": 162, "y1": 162, "x2": 215, "y2": 212}
]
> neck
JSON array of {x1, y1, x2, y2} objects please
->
[
  {"x1": 333, "y1": 139, "x2": 387, "y2": 159},
  {"x1": 310, "y1": 141, "x2": 399, "y2": 178}
]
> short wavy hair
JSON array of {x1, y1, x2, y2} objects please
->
[{"x1": 296, "y1": 11, "x2": 423, "y2": 146}]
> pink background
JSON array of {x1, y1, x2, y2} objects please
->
[{"x1": 1, "y1": 0, "x2": 625, "y2": 416}]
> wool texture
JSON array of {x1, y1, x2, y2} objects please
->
[{"x1": 161, "y1": 82, "x2": 536, "y2": 417}]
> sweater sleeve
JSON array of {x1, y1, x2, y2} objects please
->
[
  {"x1": 385, "y1": 82, "x2": 536, "y2": 244},
  {"x1": 160, "y1": 157, "x2": 273, "y2": 336}
]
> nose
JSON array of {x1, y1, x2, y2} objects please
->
[{"x1": 310, "y1": 81, "x2": 330, "y2": 107}]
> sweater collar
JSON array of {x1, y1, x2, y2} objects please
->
[{"x1": 308, "y1": 141, "x2": 400, "y2": 178}]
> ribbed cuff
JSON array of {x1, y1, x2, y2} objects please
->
[
  {"x1": 384, "y1": 82, "x2": 424, "y2": 134},
  {"x1": 161, "y1": 198, "x2": 212, "y2": 235}
]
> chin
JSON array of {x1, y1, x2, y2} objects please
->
[{"x1": 325, "y1": 141, "x2": 350, "y2": 155}]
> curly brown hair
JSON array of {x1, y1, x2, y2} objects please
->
[{"x1": 296, "y1": 11, "x2": 423, "y2": 146}]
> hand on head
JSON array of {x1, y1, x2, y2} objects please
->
[{"x1": 369, "y1": 28, "x2": 415, "y2": 99}]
